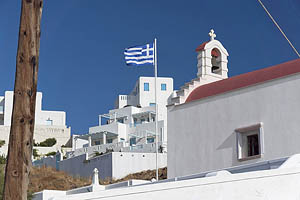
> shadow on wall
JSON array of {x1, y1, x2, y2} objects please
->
[{"x1": 217, "y1": 132, "x2": 237, "y2": 166}]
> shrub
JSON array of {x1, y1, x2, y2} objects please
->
[
  {"x1": 93, "y1": 151, "x2": 103, "y2": 158},
  {"x1": 0, "y1": 155, "x2": 6, "y2": 164},
  {"x1": 33, "y1": 139, "x2": 38, "y2": 147},
  {"x1": 0, "y1": 165, "x2": 4, "y2": 199},
  {"x1": 39, "y1": 138, "x2": 57, "y2": 147},
  {"x1": 33, "y1": 149, "x2": 39, "y2": 158},
  {"x1": 45, "y1": 151, "x2": 56, "y2": 157},
  {"x1": 0, "y1": 140, "x2": 5, "y2": 148}
]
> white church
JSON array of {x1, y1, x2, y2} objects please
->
[{"x1": 167, "y1": 30, "x2": 300, "y2": 178}]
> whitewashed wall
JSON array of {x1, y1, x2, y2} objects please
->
[
  {"x1": 112, "y1": 152, "x2": 166, "y2": 179},
  {"x1": 138, "y1": 77, "x2": 173, "y2": 109},
  {"x1": 0, "y1": 96, "x2": 4, "y2": 125},
  {"x1": 168, "y1": 73, "x2": 300, "y2": 178},
  {"x1": 2, "y1": 91, "x2": 66, "y2": 126},
  {"x1": 36, "y1": 152, "x2": 167, "y2": 180},
  {"x1": 34, "y1": 146, "x2": 59, "y2": 156},
  {"x1": 0, "y1": 125, "x2": 70, "y2": 156},
  {"x1": 0, "y1": 126, "x2": 10, "y2": 155},
  {"x1": 59, "y1": 153, "x2": 113, "y2": 179}
]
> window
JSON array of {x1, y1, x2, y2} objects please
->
[
  {"x1": 152, "y1": 116, "x2": 155, "y2": 122},
  {"x1": 144, "y1": 83, "x2": 149, "y2": 91},
  {"x1": 161, "y1": 83, "x2": 167, "y2": 91},
  {"x1": 149, "y1": 103, "x2": 156, "y2": 106},
  {"x1": 107, "y1": 139, "x2": 113, "y2": 144},
  {"x1": 147, "y1": 137, "x2": 155, "y2": 143},
  {"x1": 236, "y1": 123, "x2": 264, "y2": 161},
  {"x1": 46, "y1": 119, "x2": 53, "y2": 126},
  {"x1": 133, "y1": 118, "x2": 138, "y2": 127},
  {"x1": 94, "y1": 141, "x2": 100, "y2": 145},
  {"x1": 117, "y1": 118, "x2": 124, "y2": 123},
  {"x1": 130, "y1": 137, "x2": 136, "y2": 146},
  {"x1": 247, "y1": 134, "x2": 259, "y2": 157}
]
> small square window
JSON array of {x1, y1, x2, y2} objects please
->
[
  {"x1": 161, "y1": 83, "x2": 167, "y2": 91},
  {"x1": 144, "y1": 83, "x2": 149, "y2": 91},
  {"x1": 236, "y1": 123, "x2": 264, "y2": 161}
]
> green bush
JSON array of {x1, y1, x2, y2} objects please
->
[
  {"x1": 0, "y1": 155, "x2": 6, "y2": 165},
  {"x1": 0, "y1": 140, "x2": 5, "y2": 148},
  {"x1": 33, "y1": 139, "x2": 38, "y2": 147},
  {"x1": 0, "y1": 165, "x2": 4, "y2": 199},
  {"x1": 39, "y1": 138, "x2": 57, "y2": 147},
  {"x1": 45, "y1": 151, "x2": 56, "y2": 157},
  {"x1": 33, "y1": 149, "x2": 39, "y2": 158},
  {"x1": 93, "y1": 151, "x2": 103, "y2": 158}
]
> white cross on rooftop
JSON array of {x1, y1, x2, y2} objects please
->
[{"x1": 209, "y1": 29, "x2": 216, "y2": 41}]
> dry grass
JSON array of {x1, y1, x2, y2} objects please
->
[
  {"x1": 28, "y1": 166, "x2": 167, "y2": 193},
  {"x1": 28, "y1": 166, "x2": 91, "y2": 194}
]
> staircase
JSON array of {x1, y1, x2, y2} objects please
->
[{"x1": 171, "y1": 75, "x2": 225, "y2": 105}]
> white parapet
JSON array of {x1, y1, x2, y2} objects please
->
[{"x1": 33, "y1": 154, "x2": 300, "y2": 200}]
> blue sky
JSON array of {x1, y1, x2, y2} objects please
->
[{"x1": 0, "y1": 0, "x2": 299, "y2": 134}]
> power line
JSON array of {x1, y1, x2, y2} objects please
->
[{"x1": 257, "y1": 0, "x2": 300, "y2": 58}]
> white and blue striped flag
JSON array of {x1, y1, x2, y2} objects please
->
[{"x1": 124, "y1": 43, "x2": 154, "y2": 66}]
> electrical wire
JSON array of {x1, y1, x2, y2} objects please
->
[{"x1": 257, "y1": 0, "x2": 300, "y2": 58}]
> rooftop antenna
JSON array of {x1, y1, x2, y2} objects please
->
[{"x1": 257, "y1": 0, "x2": 300, "y2": 58}]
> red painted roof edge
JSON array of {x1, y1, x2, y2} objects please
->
[
  {"x1": 195, "y1": 41, "x2": 209, "y2": 52},
  {"x1": 185, "y1": 59, "x2": 300, "y2": 103}
]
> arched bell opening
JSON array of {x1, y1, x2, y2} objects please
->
[{"x1": 211, "y1": 48, "x2": 222, "y2": 75}]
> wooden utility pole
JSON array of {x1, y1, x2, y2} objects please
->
[{"x1": 3, "y1": 0, "x2": 43, "y2": 199}]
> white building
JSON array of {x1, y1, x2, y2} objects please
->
[
  {"x1": 71, "y1": 76, "x2": 173, "y2": 157},
  {"x1": 167, "y1": 30, "x2": 300, "y2": 178},
  {"x1": 0, "y1": 91, "x2": 71, "y2": 156},
  {"x1": 35, "y1": 77, "x2": 172, "y2": 180}
]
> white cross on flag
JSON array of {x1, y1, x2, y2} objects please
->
[{"x1": 124, "y1": 43, "x2": 154, "y2": 66}]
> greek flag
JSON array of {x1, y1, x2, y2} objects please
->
[{"x1": 124, "y1": 43, "x2": 154, "y2": 66}]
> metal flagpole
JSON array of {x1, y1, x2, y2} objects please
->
[{"x1": 154, "y1": 38, "x2": 159, "y2": 181}]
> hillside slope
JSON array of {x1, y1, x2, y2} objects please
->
[{"x1": 0, "y1": 165, "x2": 167, "y2": 197}]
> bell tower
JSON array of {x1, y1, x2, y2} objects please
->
[
  {"x1": 170, "y1": 29, "x2": 229, "y2": 105},
  {"x1": 196, "y1": 29, "x2": 229, "y2": 81}
]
